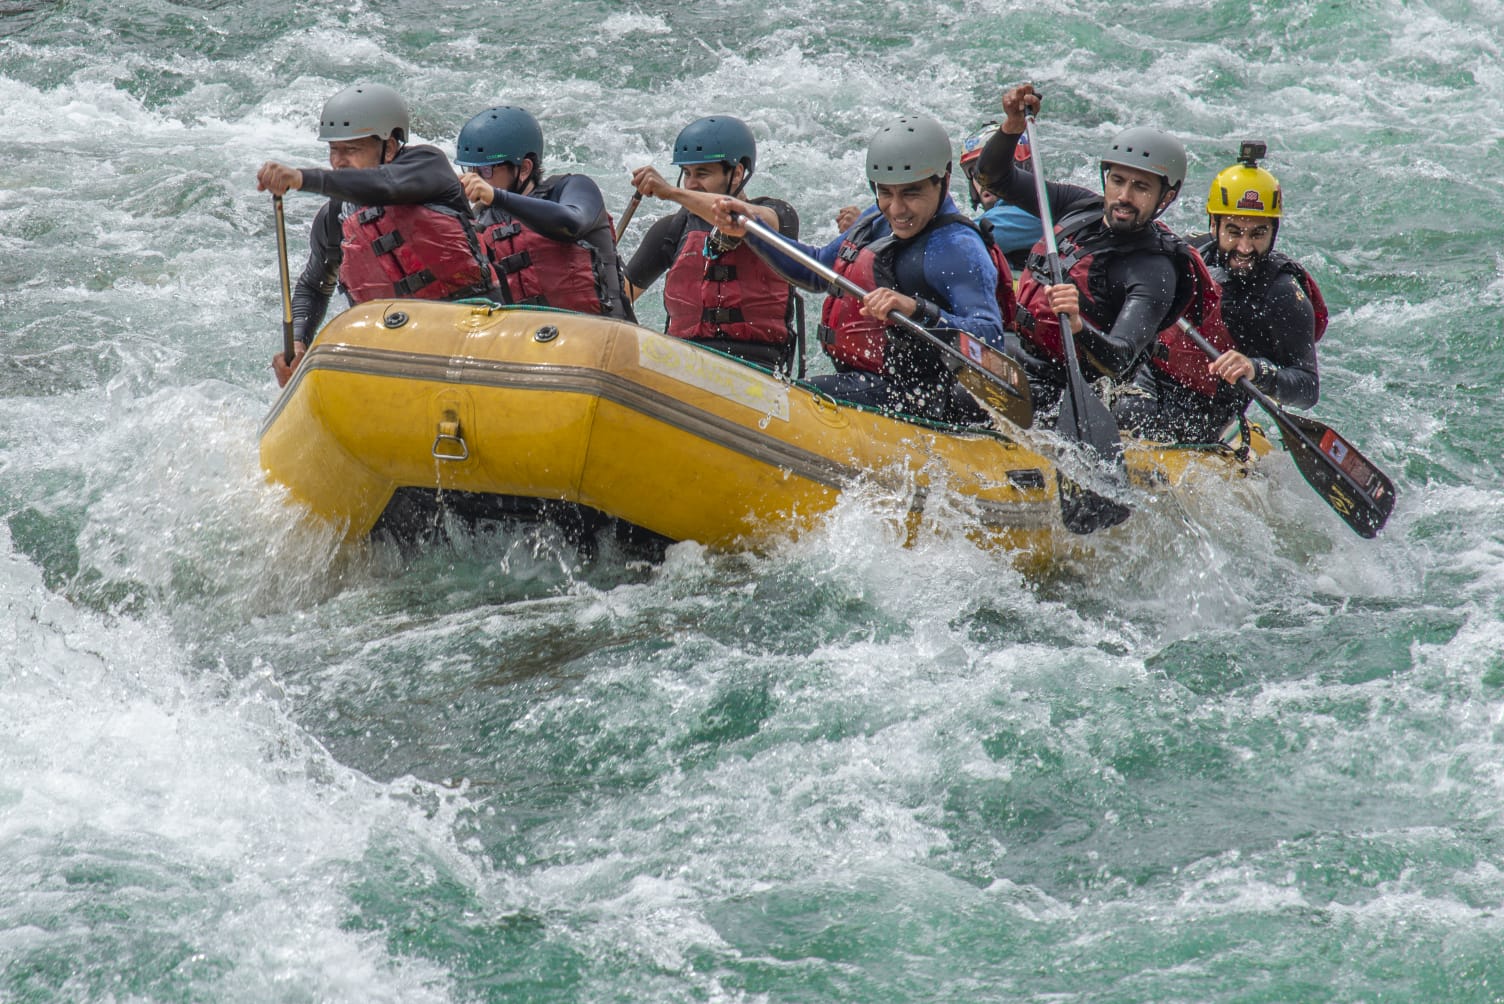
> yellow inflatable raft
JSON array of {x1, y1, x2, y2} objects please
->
[{"x1": 258, "y1": 300, "x2": 1268, "y2": 556}]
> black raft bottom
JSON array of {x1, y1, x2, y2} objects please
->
[{"x1": 371, "y1": 487, "x2": 674, "y2": 562}]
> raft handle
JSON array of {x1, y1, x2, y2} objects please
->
[
  {"x1": 432, "y1": 414, "x2": 469, "y2": 462},
  {"x1": 1007, "y1": 469, "x2": 1046, "y2": 490}
]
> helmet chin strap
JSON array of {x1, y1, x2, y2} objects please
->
[
  {"x1": 1149, "y1": 182, "x2": 1179, "y2": 222},
  {"x1": 377, "y1": 134, "x2": 406, "y2": 167},
  {"x1": 725, "y1": 163, "x2": 747, "y2": 198},
  {"x1": 510, "y1": 158, "x2": 536, "y2": 196}
]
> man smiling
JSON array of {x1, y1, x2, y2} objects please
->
[
  {"x1": 1114, "y1": 144, "x2": 1325, "y2": 441},
  {"x1": 711, "y1": 115, "x2": 1006, "y2": 422}
]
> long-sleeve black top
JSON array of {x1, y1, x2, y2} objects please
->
[{"x1": 287, "y1": 143, "x2": 472, "y2": 344}]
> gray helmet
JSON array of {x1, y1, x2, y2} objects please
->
[
  {"x1": 865, "y1": 115, "x2": 952, "y2": 186},
  {"x1": 1100, "y1": 126, "x2": 1186, "y2": 193},
  {"x1": 317, "y1": 83, "x2": 409, "y2": 143}
]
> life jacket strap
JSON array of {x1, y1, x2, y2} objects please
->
[
  {"x1": 393, "y1": 269, "x2": 437, "y2": 297},
  {"x1": 702, "y1": 306, "x2": 745, "y2": 325}
]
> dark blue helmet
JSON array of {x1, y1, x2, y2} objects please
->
[
  {"x1": 455, "y1": 106, "x2": 543, "y2": 167},
  {"x1": 671, "y1": 115, "x2": 757, "y2": 180}
]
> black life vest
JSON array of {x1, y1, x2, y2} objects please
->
[{"x1": 1016, "y1": 208, "x2": 1230, "y2": 389}]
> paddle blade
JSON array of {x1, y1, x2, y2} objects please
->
[
  {"x1": 1273, "y1": 409, "x2": 1397, "y2": 538},
  {"x1": 1056, "y1": 470, "x2": 1132, "y2": 534},
  {"x1": 1055, "y1": 385, "x2": 1132, "y2": 534},
  {"x1": 954, "y1": 332, "x2": 1033, "y2": 428},
  {"x1": 1058, "y1": 370, "x2": 1125, "y2": 468}
]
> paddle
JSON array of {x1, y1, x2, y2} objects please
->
[
  {"x1": 614, "y1": 191, "x2": 643, "y2": 246},
  {"x1": 730, "y1": 212, "x2": 1033, "y2": 430},
  {"x1": 1176, "y1": 318, "x2": 1396, "y2": 538},
  {"x1": 273, "y1": 193, "x2": 295, "y2": 365},
  {"x1": 1021, "y1": 116, "x2": 1132, "y2": 533}
]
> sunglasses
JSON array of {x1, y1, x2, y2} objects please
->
[{"x1": 467, "y1": 163, "x2": 512, "y2": 179}]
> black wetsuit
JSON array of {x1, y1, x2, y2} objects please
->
[
  {"x1": 1117, "y1": 235, "x2": 1320, "y2": 442},
  {"x1": 974, "y1": 129, "x2": 1184, "y2": 389},
  {"x1": 288, "y1": 143, "x2": 489, "y2": 346},
  {"x1": 478, "y1": 173, "x2": 635, "y2": 321}
]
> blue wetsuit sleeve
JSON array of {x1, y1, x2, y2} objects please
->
[
  {"x1": 744, "y1": 204, "x2": 880, "y2": 291},
  {"x1": 490, "y1": 174, "x2": 605, "y2": 241},
  {"x1": 918, "y1": 226, "x2": 1005, "y2": 349},
  {"x1": 744, "y1": 228, "x2": 844, "y2": 291}
]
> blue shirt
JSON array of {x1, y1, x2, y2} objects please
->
[
  {"x1": 750, "y1": 196, "x2": 1006, "y2": 351},
  {"x1": 977, "y1": 202, "x2": 1042, "y2": 255}
]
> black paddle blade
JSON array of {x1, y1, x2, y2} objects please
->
[
  {"x1": 1274, "y1": 409, "x2": 1397, "y2": 539},
  {"x1": 1055, "y1": 384, "x2": 1132, "y2": 534},
  {"x1": 1056, "y1": 471, "x2": 1132, "y2": 534}
]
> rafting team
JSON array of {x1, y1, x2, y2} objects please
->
[{"x1": 256, "y1": 82, "x2": 1327, "y2": 445}]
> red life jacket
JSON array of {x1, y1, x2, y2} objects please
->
[
  {"x1": 1144, "y1": 243, "x2": 1234, "y2": 398},
  {"x1": 1277, "y1": 252, "x2": 1329, "y2": 342},
  {"x1": 479, "y1": 213, "x2": 607, "y2": 314},
  {"x1": 339, "y1": 202, "x2": 494, "y2": 304},
  {"x1": 817, "y1": 213, "x2": 1011, "y2": 375},
  {"x1": 662, "y1": 226, "x2": 793, "y2": 344},
  {"x1": 1017, "y1": 209, "x2": 1231, "y2": 391},
  {"x1": 816, "y1": 218, "x2": 893, "y2": 373}
]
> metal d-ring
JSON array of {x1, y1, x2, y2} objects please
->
[{"x1": 432, "y1": 415, "x2": 469, "y2": 461}]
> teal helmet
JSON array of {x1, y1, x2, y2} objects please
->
[
  {"x1": 671, "y1": 115, "x2": 757, "y2": 181},
  {"x1": 455, "y1": 106, "x2": 544, "y2": 167}
]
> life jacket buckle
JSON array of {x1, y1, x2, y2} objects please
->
[
  {"x1": 393, "y1": 269, "x2": 436, "y2": 297},
  {"x1": 371, "y1": 230, "x2": 404, "y2": 256}
]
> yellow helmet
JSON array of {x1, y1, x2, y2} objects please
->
[{"x1": 1206, "y1": 141, "x2": 1282, "y2": 218}]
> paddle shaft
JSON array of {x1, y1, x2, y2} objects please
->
[
  {"x1": 1022, "y1": 119, "x2": 1077, "y2": 336},
  {"x1": 1017, "y1": 115, "x2": 1132, "y2": 533},
  {"x1": 736, "y1": 214, "x2": 935, "y2": 335},
  {"x1": 1022, "y1": 114, "x2": 1117, "y2": 439},
  {"x1": 1175, "y1": 318, "x2": 1287, "y2": 419},
  {"x1": 614, "y1": 192, "x2": 643, "y2": 246},
  {"x1": 732, "y1": 212, "x2": 1031, "y2": 422},
  {"x1": 273, "y1": 193, "x2": 295, "y2": 364}
]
